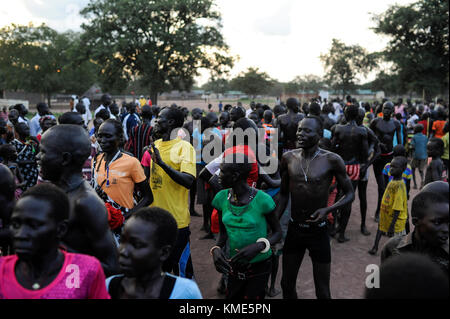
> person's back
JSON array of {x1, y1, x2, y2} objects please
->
[{"x1": 412, "y1": 132, "x2": 428, "y2": 161}]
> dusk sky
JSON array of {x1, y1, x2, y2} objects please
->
[{"x1": 0, "y1": 0, "x2": 416, "y2": 85}]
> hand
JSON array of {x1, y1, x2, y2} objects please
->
[
  {"x1": 150, "y1": 143, "x2": 163, "y2": 166},
  {"x1": 387, "y1": 228, "x2": 395, "y2": 237},
  {"x1": 306, "y1": 207, "x2": 329, "y2": 224},
  {"x1": 229, "y1": 242, "x2": 265, "y2": 266},
  {"x1": 212, "y1": 248, "x2": 231, "y2": 275}
]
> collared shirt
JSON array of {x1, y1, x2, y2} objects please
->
[
  {"x1": 381, "y1": 231, "x2": 449, "y2": 275},
  {"x1": 29, "y1": 114, "x2": 41, "y2": 136}
]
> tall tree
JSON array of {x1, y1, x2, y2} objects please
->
[
  {"x1": 320, "y1": 39, "x2": 378, "y2": 99},
  {"x1": 0, "y1": 24, "x2": 99, "y2": 106},
  {"x1": 202, "y1": 77, "x2": 229, "y2": 95},
  {"x1": 80, "y1": 0, "x2": 234, "y2": 104},
  {"x1": 286, "y1": 74, "x2": 325, "y2": 94},
  {"x1": 372, "y1": 0, "x2": 449, "y2": 100},
  {"x1": 230, "y1": 67, "x2": 273, "y2": 98}
]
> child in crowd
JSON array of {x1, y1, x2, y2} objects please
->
[
  {"x1": 369, "y1": 156, "x2": 409, "y2": 255},
  {"x1": 409, "y1": 124, "x2": 428, "y2": 189},
  {"x1": 382, "y1": 145, "x2": 412, "y2": 198},
  {"x1": 424, "y1": 138, "x2": 444, "y2": 185},
  {"x1": 0, "y1": 144, "x2": 26, "y2": 199}
]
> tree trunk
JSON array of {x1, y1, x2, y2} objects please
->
[
  {"x1": 150, "y1": 91, "x2": 158, "y2": 106},
  {"x1": 47, "y1": 92, "x2": 52, "y2": 108}
]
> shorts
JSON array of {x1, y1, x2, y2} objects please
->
[
  {"x1": 226, "y1": 257, "x2": 271, "y2": 300},
  {"x1": 411, "y1": 158, "x2": 427, "y2": 170},
  {"x1": 282, "y1": 221, "x2": 331, "y2": 264},
  {"x1": 345, "y1": 163, "x2": 360, "y2": 181}
]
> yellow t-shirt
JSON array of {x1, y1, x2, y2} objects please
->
[
  {"x1": 379, "y1": 179, "x2": 408, "y2": 234},
  {"x1": 94, "y1": 153, "x2": 146, "y2": 209},
  {"x1": 150, "y1": 138, "x2": 196, "y2": 229}
]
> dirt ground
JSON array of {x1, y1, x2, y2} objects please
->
[{"x1": 189, "y1": 172, "x2": 420, "y2": 299}]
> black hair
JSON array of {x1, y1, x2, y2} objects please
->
[
  {"x1": 286, "y1": 98, "x2": 299, "y2": 110},
  {"x1": 103, "y1": 119, "x2": 124, "y2": 139},
  {"x1": 36, "y1": 102, "x2": 48, "y2": 113},
  {"x1": 304, "y1": 116, "x2": 324, "y2": 135},
  {"x1": 428, "y1": 138, "x2": 445, "y2": 156},
  {"x1": 45, "y1": 125, "x2": 91, "y2": 169},
  {"x1": 131, "y1": 207, "x2": 178, "y2": 249},
  {"x1": 222, "y1": 153, "x2": 253, "y2": 180},
  {"x1": 411, "y1": 191, "x2": 448, "y2": 220},
  {"x1": 162, "y1": 106, "x2": 184, "y2": 129},
  {"x1": 345, "y1": 104, "x2": 360, "y2": 120},
  {"x1": 0, "y1": 164, "x2": 16, "y2": 203},
  {"x1": 75, "y1": 102, "x2": 86, "y2": 115},
  {"x1": 393, "y1": 144, "x2": 406, "y2": 157},
  {"x1": 0, "y1": 144, "x2": 16, "y2": 159},
  {"x1": 141, "y1": 105, "x2": 152, "y2": 120},
  {"x1": 309, "y1": 102, "x2": 321, "y2": 117},
  {"x1": 391, "y1": 155, "x2": 408, "y2": 171},
  {"x1": 20, "y1": 183, "x2": 70, "y2": 222},
  {"x1": 96, "y1": 108, "x2": 111, "y2": 121},
  {"x1": 263, "y1": 110, "x2": 273, "y2": 121},
  {"x1": 414, "y1": 124, "x2": 424, "y2": 134},
  {"x1": 365, "y1": 253, "x2": 448, "y2": 299},
  {"x1": 200, "y1": 116, "x2": 212, "y2": 133},
  {"x1": 58, "y1": 112, "x2": 83, "y2": 125},
  {"x1": 230, "y1": 106, "x2": 246, "y2": 120},
  {"x1": 14, "y1": 122, "x2": 29, "y2": 137}
]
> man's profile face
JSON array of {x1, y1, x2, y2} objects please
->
[
  {"x1": 37, "y1": 134, "x2": 64, "y2": 181},
  {"x1": 416, "y1": 202, "x2": 449, "y2": 247},
  {"x1": 10, "y1": 197, "x2": 59, "y2": 260},
  {"x1": 296, "y1": 118, "x2": 320, "y2": 149},
  {"x1": 154, "y1": 109, "x2": 171, "y2": 135}
]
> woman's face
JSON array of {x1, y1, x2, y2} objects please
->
[{"x1": 97, "y1": 122, "x2": 120, "y2": 153}]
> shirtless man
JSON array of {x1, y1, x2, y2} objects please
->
[
  {"x1": 276, "y1": 98, "x2": 304, "y2": 158},
  {"x1": 37, "y1": 124, "x2": 119, "y2": 276},
  {"x1": 331, "y1": 104, "x2": 369, "y2": 242},
  {"x1": 275, "y1": 116, "x2": 355, "y2": 299},
  {"x1": 370, "y1": 101, "x2": 401, "y2": 221}
]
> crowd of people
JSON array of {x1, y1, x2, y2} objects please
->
[{"x1": 0, "y1": 94, "x2": 448, "y2": 299}]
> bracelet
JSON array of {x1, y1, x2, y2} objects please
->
[
  {"x1": 256, "y1": 238, "x2": 271, "y2": 253},
  {"x1": 209, "y1": 246, "x2": 221, "y2": 256}
]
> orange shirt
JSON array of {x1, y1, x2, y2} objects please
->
[
  {"x1": 432, "y1": 120, "x2": 446, "y2": 139},
  {"x1": 93, "y1": 153, "x2": 146, "y2": 209}
]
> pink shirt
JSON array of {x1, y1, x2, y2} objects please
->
[
  {"x1": 140, "y1": 150, "x2": 152, "y2": 167},
  {"x1": 0, "y1": 250, "x2": 110, "y2": 299}
]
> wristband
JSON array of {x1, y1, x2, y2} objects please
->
[
  {"x1": 256, "y1": 238, "x2": 271, "y2": 253},
  {"x1": 210, "y1": 246, "x2": 221, "y2": 256}
]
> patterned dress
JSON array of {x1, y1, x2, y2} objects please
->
[{"x1": 11, "y1": 139, "x2": 39, "y2": 190}]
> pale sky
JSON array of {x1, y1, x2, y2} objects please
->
[{"x1": 0, "y1": 0, "x2": 416, "y2": 85}]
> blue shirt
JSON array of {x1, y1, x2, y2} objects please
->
[
  {"x1": 105, "y1": 273, "x2": 203, "y2": 299},
  {"x1": 410, "y1": 133, "x2": 428, "y2": 160}
]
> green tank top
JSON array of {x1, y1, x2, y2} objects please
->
[{"x1": 212, "y1": 189, "x2": 276, "y2": 263}]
